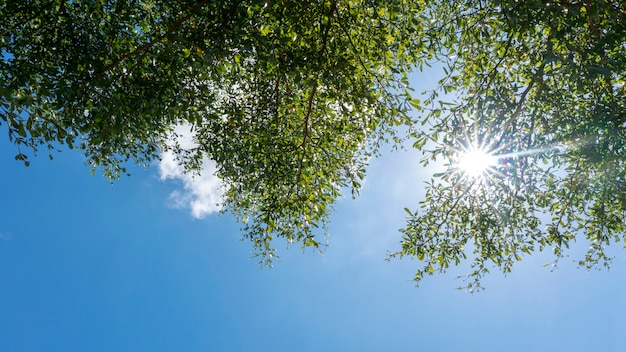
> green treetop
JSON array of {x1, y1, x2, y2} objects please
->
[{"x1": 2, "y1": 0, "x2": 625, "y2": 289}]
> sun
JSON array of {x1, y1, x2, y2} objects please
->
[{"x1": 457, "y1": 147, "x2": 496, "y2": 178}]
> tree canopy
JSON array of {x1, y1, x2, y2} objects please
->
[{"x1": 2, "y1": 0, "x2": 625, "y2": 289}]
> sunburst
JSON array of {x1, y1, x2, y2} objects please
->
[{"x1": 457, "y1": 146, "x2": 497, "y2": 179}]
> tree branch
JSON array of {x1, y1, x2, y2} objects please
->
[
  {"x1": 90, "y1": 0, "x2": 214, "y2": 81},
  {"x1": 295, "y1": 80, "x2": 318, "y2": 188},
  {"x1": 295, "y1": 2, "x2": 337, "y2": 187}
]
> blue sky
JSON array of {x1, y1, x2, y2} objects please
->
[
  {"x1": 2, "y1": 136, "x2": 625, "y2": 351},
  {"x1": 2, "y1": 74, "x2": 626, "y2": 351}
]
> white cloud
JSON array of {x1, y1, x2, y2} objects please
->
[{"x1": 158, "y1": 125, "x2": 224, "y2": 218}]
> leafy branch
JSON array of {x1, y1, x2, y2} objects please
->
[{"x1": 89, "y1": 0, "x2": 234, "y2": 82}]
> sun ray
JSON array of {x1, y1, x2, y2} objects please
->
[{"x1": 457, "y1": 147, "x2": 497, "y2": 178}]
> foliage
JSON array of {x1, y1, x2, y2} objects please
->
[
  {"x1": 2, "y1": 0, "x2": 625, "y2": 288},
  {"x1": 1, "y1": 0, "x2": 422, "y2": 261},
  {"x1": 391, "y1": 0, "x2": 626, "y2": 290}
]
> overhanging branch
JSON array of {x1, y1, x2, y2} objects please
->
[{"x1": 89, "y1": 0, "x2": 219, "y2": 81}]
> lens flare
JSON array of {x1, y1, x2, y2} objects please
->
[{"x1": 457, "y1": 147, "x2": 497, "y2": 178}]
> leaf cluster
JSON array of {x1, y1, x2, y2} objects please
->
[
  {"x1": 1, "y1": 0, "x2": 423, "y2": 261},
  {"x1": 3, "y1": 1, "x2": 625, "y2": 288},
  {"x1": 393, "y1": 0, "x2": 626, "y2": 290}
]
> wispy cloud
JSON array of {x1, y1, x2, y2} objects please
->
[{"x1": 159, "y1": 125, "x2": 224, "y2": 218}]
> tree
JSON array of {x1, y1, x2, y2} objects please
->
[
  {"x1": 389, "y1": 0, "x2": 626, "y2": 290},
  {"x1": 1, "y1": 0, "x2": 421, "y2": 262},
  {"x1": 2, "y1": 0, "x2": 625, "y2": 289}
]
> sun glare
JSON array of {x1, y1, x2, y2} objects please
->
[{"x1": 457, "y1": 147, "x2": 496, "y2": 178}]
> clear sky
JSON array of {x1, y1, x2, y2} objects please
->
[{"x1": 2, "y1": 75, "x2": 625, "y2": 351}]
